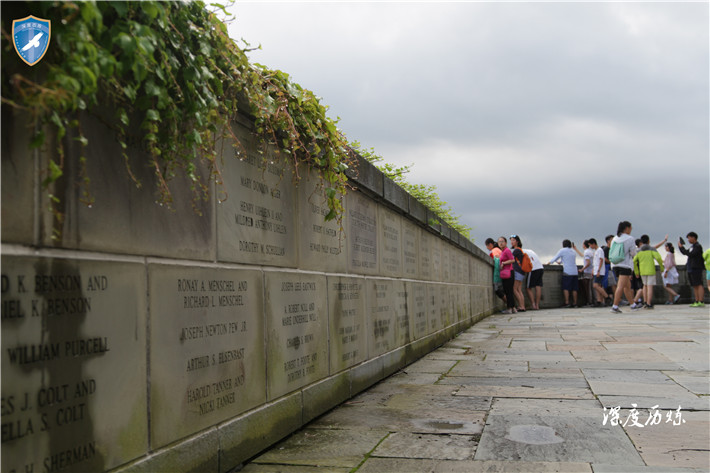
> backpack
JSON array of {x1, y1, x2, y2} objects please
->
[
  {"x1": 518, "y1": 250, "x2": 533, "y2": 273},
  {"x1": 609, "y1": 240, "x2": 625, "y2": 264}
]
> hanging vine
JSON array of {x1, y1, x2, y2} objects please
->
[{"x1": 1, "y1": 1, "x2": 353, "y2": 228}]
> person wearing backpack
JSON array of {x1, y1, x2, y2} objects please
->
[
  {"x1": 610, "y1": 221, "x2": 637, "y2": 314},
  {"x1": 485, "y1": 237, "x2": 506, "y2": 304},
  {"x1": 510, "y1": 235, "x2": 531, "y2": 311},
  {"x1": 679, "y1": 232, "x2": 706, "y2": 307}
]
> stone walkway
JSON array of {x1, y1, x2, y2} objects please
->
[{"x1": 238, "y1": 305, "x2": 710, "y2": 473}]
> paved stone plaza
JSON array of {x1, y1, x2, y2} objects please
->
[{"x1": 239, "y1": 305, "x2": 709, "y2": 473}]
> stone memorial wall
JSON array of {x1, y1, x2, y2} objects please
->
[{"x1": 1, "y1": 111, "x2": 496, "y2": 473}]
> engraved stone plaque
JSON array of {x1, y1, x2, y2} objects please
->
[
  {"x1": 441, "y1": 244, "x2": 451, "y2": 282},
  {"x1": 407, "y1": 282, "x2": 429, "y2": 340},
  {"x1": 419, "y1": 231, "x2": 433, "y2": 281},
  {"x1": 430, "y1": 237, "x2": 442, "y2": 282},
  {"x1": 393, "y1": 281, "x2": 411, "y2": 347},
  {"x1": 297, "y1": 169, "x2": 347, "y2": 272},
  {"x1": 148, "y1": 264, "x2": 265, "y2": 447},
  {"x1": 439, "y1": 284, "x2": 451, "y2": 329},
  {"x1": 379, "y1": 207, "x2": 402, "y2": 278},
  {"x1": 1, "y1": 255, "x2": 147, "y2": 472},
  {"x1": 402, "y1": 220, "x2": 419, "y2": 279},
  {"x1": 428, "y1": 283, "x2": 441, "y2": 333},
  {"x1": 327, "y1": 277, "x2": 366, "y2": 373},
  {"x1": 367, "y1": 279, "x2": 397, "y2": 357},
  {"x1": 265, "y1": 273, "x2": 328, "y2": 400},
  {"x1": 346, "y1": 192, "x2": 378, "y2": 275},
  {"x1": 217, "y1": 132, "x2": 297, "y2": 266}
]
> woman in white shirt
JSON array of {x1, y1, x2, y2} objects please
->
[{"x1": 662, "y1": 242, "x2": 680, "y2": 304}]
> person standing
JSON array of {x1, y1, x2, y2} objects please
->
[
  {"x1": 510, "y1": 235, "x2": 527, "y2": 311},
  {"x1": 662, "y1": 242, "x2": 681, "y2": 304},
  {"x1": 485, "y1": 237, "x2": 505, "y2": 304},
  {"x1": 603, "y1": 235, "x2": 617, "y2": 300},
  {"x1": 579, "y1": 240, "x2": 594, "y2": 306},
  {"x1": 548, "y1": 239, "x2": 579, "y2": 308},
  {"x1": 524, "y1": 247, "x2": 544, "y2": 310},
  {"x1": 633, "y1": 234, "x2": 664, "y2": 309},
  {"x1": 590, "y1": 238, "x2": 608, "y2": 306},
  {"x1": 679, "y1": 232, "x2": 706, "y2": 307},
  {"x1": 610, "y1": 221, "x2": 637, "y2": 314},
  {"x1": 498, "y1": 236, "x2": 517, "y2": 314}
]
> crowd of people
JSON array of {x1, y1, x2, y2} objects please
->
[{"x1": 485, "y1": 221, "x2": 710, "y2": 314}]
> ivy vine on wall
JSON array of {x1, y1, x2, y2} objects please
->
[{"x1": 1, "y1": 1, "x2": 353, "y2": 230}]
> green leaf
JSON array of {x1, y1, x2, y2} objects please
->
[
  {"x1": 42, "y1": 160, "x2": 63, "y2": 187},
  {"x1": 146, "y1": 109, "x2": 160, "y2": 121},
  {"x1": 30, "y1": 130, "x2": 45, "y2": 149}
]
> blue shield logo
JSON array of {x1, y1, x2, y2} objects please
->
[{"x1": 12, "y1": 15, "x2": 51, "y2": 66}]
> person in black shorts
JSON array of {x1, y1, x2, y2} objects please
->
[{"x1": 679, "y1": 232, "x2": 706, "y2": 307}]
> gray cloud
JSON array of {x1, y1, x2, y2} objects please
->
[{"x1": 228, "y1": 2, "x2": 709, "y2": 262}]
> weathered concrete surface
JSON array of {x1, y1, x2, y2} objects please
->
[{"x1": 238, "y1": 305, "x2": 709, "y2": 473}]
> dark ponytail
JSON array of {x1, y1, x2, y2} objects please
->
[{"x1": 617, "y1": 221, "x2": 631, "y2": 237}]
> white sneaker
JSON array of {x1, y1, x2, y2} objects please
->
[{"x1": 630, "y1": 303, "x2": 641, "y2": 311}]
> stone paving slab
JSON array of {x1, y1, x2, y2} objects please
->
[
  {"x1": 250, "y1": 429, "x2": 387, "y2": 468},
  {"x1": 240, "y1": 465, "x2": 351, "y2": 473},
  {"x1": 490, "y1": 398, "x2": 603, "y2": 416},
  {"x1": 309, "y1": 404, "x2": 486, "y2": 435},
  {"x1": 621, "y1": 411, "x2": 710, "y2": 470},
  {"x1": 664, "y1": 370, "x2": 710, "y2": 395},
  {"x1": 597, "y1": 395, "x2": 710, "y2": 411},
  {"x1": 474, "y1": 415, "x2": 645, "y2": 465},
  {"x1": 237, "y1": 306, "x2": 710, "y2": 473},
  {"x1": 373, "y1": 432, "x2": 477, "y2": 460}
]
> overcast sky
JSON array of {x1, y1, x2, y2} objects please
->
[{"x1": 227, "y1": 2, "x2": 709, "y2": 262}]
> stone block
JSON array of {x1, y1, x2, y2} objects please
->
[
  {"x1": 350, "y1": 358, "x2": 384, "y2": 396},
  {"x1": 216, "y1": 130, "x2": 297, "y2": 267},
  {"x1": 393, "y1": 281, "x2": 412, "y2": 348},
  {"x1": 265, "y1": 272, "x2": 328, "y2": 400},
  {"x1": 440, "y1": 221, "x2": 452, "y2": 241},
  {"x1": 382, "y1": 347, "x2": 408, "y2": 378},
  {"x1": 346, "y1": 192, "x2": 378, "y2": 275},
  {"x1": 379, "y1": 207, "x2": 403, "y2": 277},
  {"x1": 427, "y1": 283, "x2": 441, "y2": 334},
  {"x1": 427, "y1": 210, "x2": 441, "y2": 234},
  {"x1": 366, "y1": 279, "x2": 398, "y2": 358},
  {"x1": 1, "y1": 108, "x2": 34, "y2": 244},
  {"x1": 431, "y1": 237, "x2": 443, "y2": 282},
  {"x1": 219, "y1": 392, "x2": 303, "y2": 471},
  {"x1": 303, "y1": 372, "x2": 351, "y2": 423},
  {"x1": 346, "y1": 153, "x2": 383, "y2": 197},
  {"x1": 438, "y1": 285, "x2": 452, "y2": 329},
  {"x1": 408, "y1": 196, "x2": 427, "y2": 225},
  {"x1": 296, "y1": 169, "x2": 348, "y2": 272},
  {"x1": 383, "y1": 177, "x2": 408, "y2": 213},
  {"x1": 40, "y1": 113, "x2": 214, "y2": 260},
  {"x1": 120, "y1": 429, "x2": 219, "y2": 473},
  {"x1": 407, "y1": 282, "x2": 429, "y2": 340},
  {"x1": 419, "y1": 230, "x2": 434, "y2": 281},
  {"x1": 1, "y1": 255, "x2": 147, "y2": 472},
  {"x1": 442, "y1": 245, "x2": 451, "y2": 282},
  {"x1": 327, "y1": 276, "x2": 367, "y2": 373},
  {"x1": 147, "y1": 264, "x2": 266, "y2": 448},
  {"x1": 402, "y1": 220, "x2": 419, "y2": 279}
]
